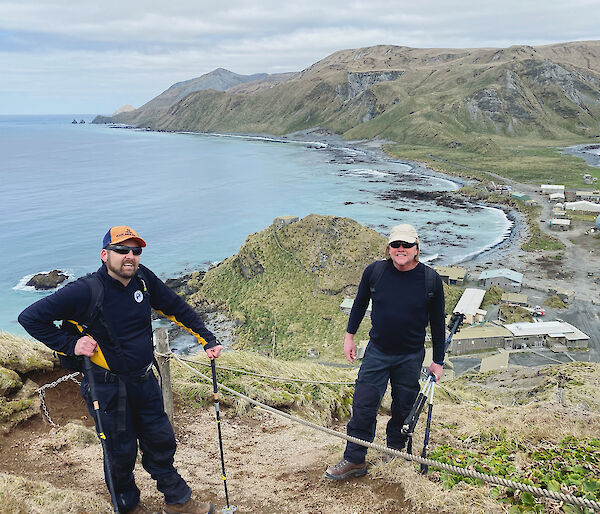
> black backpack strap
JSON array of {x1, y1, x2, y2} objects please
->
[
  {"x1": 81, "y1": 273, "x2": 104, "y2": 327},
  {"x1": 369, "y1": 260, "x2": 388, "y2": 294},
  {"x1": 423, "y1": 264, "x2": 437, "y2": 303}
]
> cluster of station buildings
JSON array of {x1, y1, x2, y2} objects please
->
[
  {"x1": 500, "y1": 181, "x2": 600, "y2": 231},
  {"x1": 433, "y1": 266, "x2": 589, "y2": 355}
]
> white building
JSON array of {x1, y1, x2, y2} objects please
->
[
  {"x1": 541, "y1": 184, "x2": 565, "y2": 195},
  {"x1": 504, "y1": 321, "x2": 589, "y2": 349},
  {"x1": 549, "y1": 218, "x2": 571, "y2": 230},
  {"x1": 453, "y1": 288, "x2": 487, "y2": 324},
  {"x1": 565, "y1": 201, "x2": 600, "y2": 213}
]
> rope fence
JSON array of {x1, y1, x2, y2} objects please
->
[{"x1": 174, "y1": 354, "x2": 600, "y2": 512}]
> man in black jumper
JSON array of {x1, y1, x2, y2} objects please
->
[
  {"x1": 19, "y1": 226, "x2": 220, "y2": 514},
  {"x1": 326, "y1": 224, "x2": 445, "y2": 479}
]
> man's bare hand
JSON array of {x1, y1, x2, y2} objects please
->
[
  {"x1": 344, "y1": 332, "x2": 356, "y2": 363},
  {"x1": 74, "y1": 335, "x2": 97, "y2": 357},
  {"x1": 206, "y1": 344, "x2": 222, "y2": 360},
  {"x1": 428, "y1": 361, "x2": 443, "y2": 382}
]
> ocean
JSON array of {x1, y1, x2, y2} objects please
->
[{"x1": 0, "y1": 114, "x2": 512, "y2": 335}]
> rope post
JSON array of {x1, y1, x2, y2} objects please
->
[{"x1": 154, "y1": 327, "x2": 174, "y2": 427}]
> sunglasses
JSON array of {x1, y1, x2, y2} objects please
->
[
  {"x1": 389, "y1": 240, "x2": 417, "y2": 249},
  {"x1": 107, "y1": 245, "x2": 143, "y2": 256}
]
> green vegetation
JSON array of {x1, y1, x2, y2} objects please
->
[
  {"x1": 443, "y1": 282, "x2": 464, "y2": 315},
  {"x1": 386, "y1": 141, "x2": 600, "y2": 187},
  {"x1": 188, "y1": 215, "x2": 384, "y2": 360},
  {"x1": 172, "y1": 351, "x2": 356, "y2": 425},
  {"x1": 545, "y1": 295, "x2": 568, "y2": 309},
  {"x1": 482, "y1": 285, "x2": 504, "y2": 308},
  {"x1": 430, "y1": 436, "x2": 600, "y2": 512}
]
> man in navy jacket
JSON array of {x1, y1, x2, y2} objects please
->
[
  {"x1": 19, "y1": 226, "x2": 219, "y2": 514},
  {"x1": 325, "y1": 224, "x2": 445, "y2": 480}
]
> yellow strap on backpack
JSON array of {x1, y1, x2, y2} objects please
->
[{"x1": 66, "y1": 320, "x2": 110, "y2": 370}]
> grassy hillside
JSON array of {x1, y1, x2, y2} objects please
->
[{"x1": 187, "y1": 214, "x2": 384, "y2": 360}]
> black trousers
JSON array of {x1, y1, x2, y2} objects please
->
[
  {"x1": 81, "y1": 370, "x2": 191, "y2": 512},
  {"x1": 344, "y1": 343, "x2": 424, "y2": 464}
]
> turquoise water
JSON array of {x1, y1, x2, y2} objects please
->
[{"x1": 0, "y1": 115, "x2": 511, "y2": 334}]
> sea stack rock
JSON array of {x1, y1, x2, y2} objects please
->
[{"x1": 26, "y1": 270, "x2": 68, "y2": 290}]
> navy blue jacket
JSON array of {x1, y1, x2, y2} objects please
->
[
  {"x1": 347, "y1": 260, "x2": 446, "y2": 363},
  {"x1": 18, "y1": 263, "x2": 216, "y2": 373}
]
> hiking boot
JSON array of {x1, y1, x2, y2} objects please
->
[
  {"x1": 163, "y1": 498, "x2": 213, "y2": 514},
  {"x1": 325, "y1": 458, "x2": 367, "y2": 480}
]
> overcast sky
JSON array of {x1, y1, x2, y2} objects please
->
[{"x1": 1, "y1": 0, "x2": 598, "y2": 115}]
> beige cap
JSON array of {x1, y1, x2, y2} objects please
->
[{"x1": 388, "y1": 224, "x2": 419, "y2": 244}]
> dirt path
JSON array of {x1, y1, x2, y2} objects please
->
[{"x1": 0, "y1": 368, "x2": 423, "y2": 513}]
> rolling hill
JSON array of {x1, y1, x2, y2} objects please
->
[{"x1": 94, "y1": 41, "x2": 600, "y2": 148}]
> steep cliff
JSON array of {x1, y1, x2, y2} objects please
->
[{"x1": 94, "y1": 41, "x2": 600, "y2": 146}]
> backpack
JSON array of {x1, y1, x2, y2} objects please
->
[
  {"x1": 368, "y1": 259, "x2": 438, "y2": 305},
  {"x1": 58, "y1": 271, "x2": 149, "y2": 371}
]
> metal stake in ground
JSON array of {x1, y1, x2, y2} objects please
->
[
  {"x1": 211, "y1": 359, "x2": 236, "y2": 513},
  {"x1": 83, "y1": 356, "x2": 119, "y2": 513}
]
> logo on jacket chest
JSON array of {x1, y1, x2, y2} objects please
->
[{"x1": 134, "y1": 290, "x2": 144, "y2": 303}]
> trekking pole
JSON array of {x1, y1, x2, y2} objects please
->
[
  {"x1": 83, "y1": 356, "x2": 119, "y2": 513},
  {"x1": 419, "y1": 378, "x2": 436, "y2": 474},
  {"x1": 402, "y1": 374, "x2": 434, "y2": 454},
  {"x1": 211, "y1": 359, "x2": 236, "y2": 513},
  {"x1": 401, "y1": 312, "x2": 465, "y2": 455},
  {"x1": 417, "y1": 312, "x2": 464, "y2": 470}
]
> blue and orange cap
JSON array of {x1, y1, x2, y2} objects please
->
[{"x1": 102, "y1": 226, "x2": 146, "y2": 249}]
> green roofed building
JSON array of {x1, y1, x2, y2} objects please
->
[{"x1": 511, "y1": 192, "x2": 531, "y2": 202}]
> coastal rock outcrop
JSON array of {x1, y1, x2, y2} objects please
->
[{"x1": 26, "y1": 270, "x2": 68, "y2": 290}]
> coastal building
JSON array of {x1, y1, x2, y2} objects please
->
[
  {"x1": 575, "y1": 190, "x2": 600, "y2": 203},
  {"x1": 448, "y1": 323, "x2": 512, "y2": 355},
  {"x1": 541, "y1": 184, "x2": 565, "y2": 195},
  {"x1": 565, "y1": 201, "x2": 600, "y2": 214},
  {"x1": 503, "y1": 321, "x2": 589, "y2": 349},
  {"x1": 552, "y1": 203, "x2": 566, "y2": 217},
  {"x1": 500, "y1": 292, "x2": 528, "y2": 306},
  {"x1": 447, "y1": 320, "x2": 589, "y2": 355},
  {"x1": 511, "y1": 192, "x2": 531, "y2": 202},
  {"x1": 434, "y1": 265, "x2": 466, "y2": 285},
  {"x1": 549, "y1": 218, "x2": 571, "y2": 231},
  {"x1": 453, "y1": 288, "x2": 487, "y2": 324},
  {"x1": 478, "y1": 269, "x2": 523, "y2": 292}
]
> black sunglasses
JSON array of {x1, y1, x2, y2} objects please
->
[
  {"x1": 106, "y1": 245, "x2": 143, "y2": 256},
  {"x1": 389, "y1": 240, "x2": 417, "y2": 249}
]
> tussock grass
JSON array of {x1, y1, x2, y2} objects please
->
[
  {"x1": 0, "y1": 331, "x2": 54, "y2": 374},
  {"x1": 545, "y1": 295, "x2": 568, "y2": 309},
  {"x1": 498, "y1": 304, "x2": 532, "y2": 323},
  {"x1": 171, "y1": 350, "x2": 358, "y2": 426},
  {"x1": 41, "y1": 422, "x2": 98, "y2": 452},
  {"x1": 188, "y1": 215, "x2": 384, "y2": 360},
  {"x1": 0, "y1": 472, "x2": 111, "y2": 513}
]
